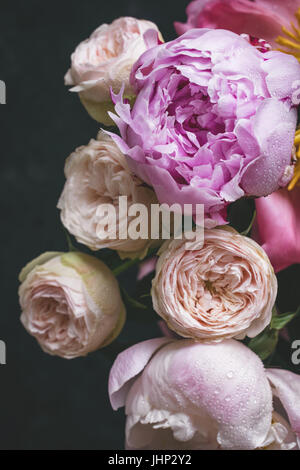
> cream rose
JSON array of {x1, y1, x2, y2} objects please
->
[
  {"x1": 64, "y1": 17, "x2": 162, "y2": 125},
  {"x1": 152, "y1": 228, "x2": 277, "y2": 342},
  {"x1": 58, "y1": 131, "x2": 157, "y2": 259},
  {"x1": 19, "y1": 251, "x2": 126, "y2": 359}
]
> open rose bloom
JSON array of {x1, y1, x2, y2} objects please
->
[
  {"x1": 152, "y1": 228, "x2": 277, "y2": 342},
  {"x1": 110, "y1": 28, "x2": 299, "y2": 225},
  {"x1": 65, "y1": 17, "x2": 162, "y2": 125},
  {"x1": 58, "y1": 131, "x2": 157, "y2": 259},
  {"x1": 19, "y1": 252, "x2": 126, "y2": 359},
  {"x1": 109, "y1": 338, "x2": 300, "y2": 450}
]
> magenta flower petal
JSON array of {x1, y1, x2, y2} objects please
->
[
  {"x1": 174, "y1": 0, "x2": 300, "y2": 48},
  {"x1": 253, "y1": 188, "x2": 300, "y2": 272}
]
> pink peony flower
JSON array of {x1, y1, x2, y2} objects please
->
[
  {"x1": 253, "y1": 188, "x2": 300, "y2": 272},
  {"x1": 64, "y1": 17, "x2": 162, "y2": 125},
  {"x1": 18, "y1": 252, "x2": 126, "y2": 359},
  {"x1": 174, "y1": 0, "x2": 300, "y2": 48},
  {"x1": 152, "y1": 228, "x2": 277, "y2": 342},
  {"x1": 109, "y1": 338, "x2": 300, "y2": 449},
  {"x1": 110, "y1": 28, "x2": 299, "y2": 226}
]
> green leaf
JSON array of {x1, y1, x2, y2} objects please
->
[
  {"x1": 140, "y1": 293, "x2": 152, "y2": 299},
  {"x1": 121, "y1": 288, "x2": 147, "y2": 310},
  {"x1": 271, "y1": 306, "x2": 300, "y2": 330},
  {"x1": 113, "y1": 257, "x2": 141, "y2": 276},
  {"x1": 248, "y1": 328, "x2": 278, "y2": 361}
]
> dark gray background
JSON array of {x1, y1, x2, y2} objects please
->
[{"x1": 0, "y1": 0, "x2": 299, "y2": 450}]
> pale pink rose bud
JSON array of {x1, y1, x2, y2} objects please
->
[
  {"x1": 18, "y1": 251, "x2": 126, "y2": 359},
  {"x1": 109, "y1": 338, "x2": 300, "y2": 450},
  {"x1": 64, "y1": 17, "x2": 162, "y2": 125},
  {"x1": 152, "y1": 227, "x2": 277, "y2": 342},
  {"x1": 58, "y1": 131, "x2": 157, "y2": 259}
]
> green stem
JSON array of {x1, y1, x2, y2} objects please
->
[
  {"x1": 113, "y1": 257, "x2": 141, "y2": 276},
  {"x1": 113, "y1": 246, "x2": 159, "y2": 277},
  {"x1": 63, "y1": 227, "x2": 76, "y2": 252},
  {"x1": 241, "y1": 210, "x2": 256, "y2": 237}
]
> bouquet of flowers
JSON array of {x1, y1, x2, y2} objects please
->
[{"x1": 18, "y1": 1, "x2": 300, "y2": 450}]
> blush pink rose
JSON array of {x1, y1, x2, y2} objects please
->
[
  {"x1": 58, "y1": 131, "x2": 157, "y2": 260},
  {"x1": 109, "y1": 338, "x2": 300, "y2": 449},
  {"x1": 65, "y1": 17, "x2": 161, "y2": 125},
  {"x1": 18, "y1": 252, "x2": 126, "y2": 359},
  {"x1": 253, "y1": 188, "x2": 300, "y2": 272},
  {"x1": 152, "y1": 228, "x2": 277, "y2": 342},
  {"x1": 175, "y1": 0, "x2": 300, "y2": 48}
]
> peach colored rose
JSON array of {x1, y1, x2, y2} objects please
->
[
  {"x1": 58, "y1": 131, "x2": 157, "y2": 259},
  {"x1": 64, "y1": 17, "x2": 162, "y2": 125},
  {"x1": 109, "y1": 338, "x2": 300, "y2": 450},
  {"x1": 18, "y1": 251, "x2": 126, "y2": 359},
  {"x1": 152, "y1": 227, "x2": 277, "y2": 342}
]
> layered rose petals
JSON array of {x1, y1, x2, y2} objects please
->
[
  {"x1": 58, "y1": 131, "x2": 157, "y2": 259},
  {"x1": 65, "y1": 17, "x2": 162, "y2": 124},
  {"x1": 19, "y1": 252, "x2": 126, "y2": 359},
  {"x1": 152, "y1": 228, "x2": 277, "y2": 342}
]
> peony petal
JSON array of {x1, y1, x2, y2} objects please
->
[
  {"x1": 174, "y1": 0, "x2": 300, "y2": 47},
  {"x1": 266, "y1": 369, "x2": 300, "y2": 444},
  {"x1": 124, "y1": 339, "x2": 273, "y2": 449},
  {"x1": 241, "y1": 99, "x2": 297, "y2": 196},
  {"x1": 263, "y1": 52, "x2": 300, "y2": 101},
  {"x1": 108, "y1": 337, "x2": 172, "y2": 410},
  {"x1": 253, "y1": 188, "x2": 300, "y2": 272}
]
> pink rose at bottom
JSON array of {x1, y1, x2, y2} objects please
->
[
  {"x1": 109, "y1": 338, "x2": 300, "y2": 450},
  {"x1": 253, "y1": 188, "x2": 300, "y2": 272}
]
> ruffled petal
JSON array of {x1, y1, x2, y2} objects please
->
[
  {"x1": 108, "y1": 337, "x2": 172, "y2": 410},
  {"x1": 266, "y1": 368, "x2": 300, "y2": 445}
]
